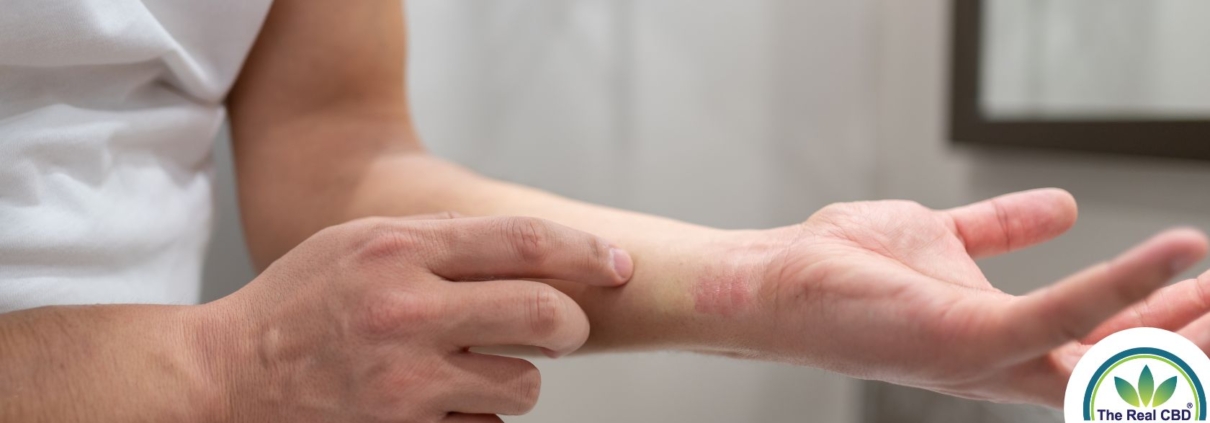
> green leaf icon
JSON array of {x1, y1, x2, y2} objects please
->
[
  {"x1": 1117, "y1": 377, "x2": 1141, "y2": 407},
  {"x1": 1153, "y1": 377, "x2": 1178, "y2": 407},
  {"x1": 1140, "y1": 366, "x2": 1155, "y2": 407}
]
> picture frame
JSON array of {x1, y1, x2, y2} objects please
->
[{"x1": 949, "y1": 0, "x2": 1210, "y2": 161}]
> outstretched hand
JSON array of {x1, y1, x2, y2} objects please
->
[{"x1": 715, "y1": 189, "x2": 1209, "y2": 406}]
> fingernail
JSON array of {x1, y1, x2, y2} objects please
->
[{"x1": 610, "y1": 248, "x2": 634, "y2": 281}]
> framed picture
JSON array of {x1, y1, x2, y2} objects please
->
[{"x1": 950, "y1": 0, "x2": 1210, "y2": 161}]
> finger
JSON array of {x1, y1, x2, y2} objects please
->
[
  {"x1": 422, "y1": 216, "x2": 633, "y2": 286},
  {"x1": 1083, "y1": 269, "x2": 1210, "y2": 344},
  {"x1": 995, "y1": 228, "x2": 1208, "y2": 362},
  {"x1": 1178, "y1": 292, "x2": 1210, "y2": 352},
  {"x1": 945, "y1": 188, "x2": 1078, "y2": 259},
  {"x1": 443, "y1": 280, "x2": 589, "y2": 357},
  {"x1": 439, "y1": 353, "x2": 541, "y2": 416},
  {"x1": 444, "y1": 414, "x2": 504, "y2": 423},
  {"x1": 397, "y1": 211, "x2": 463, "y2": 221}
]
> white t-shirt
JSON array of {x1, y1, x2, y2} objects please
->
[{"x1": 0, "y1": 1, "x2": 272, "y2": 312}]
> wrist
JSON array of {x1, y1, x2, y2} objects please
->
[
  {"x1": 677, "y1": 228, "x2": 798, "y2": 353},
  {"x1": 181, "y1": 300, "x2": 252, "y2": 423},
  {"x1": 570, "y1": 226, "x2": 787, "y2": 353}
]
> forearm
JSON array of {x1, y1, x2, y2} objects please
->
[
  {"x1": 0, "y1": 305, "x2": 224, "y2": 422},
  {"x1": 348, "y1": 154, "x2": 757, "y2": 351},
  {"x1": 224, "y1": 0, "x2": 769, "y2": 354},
  {"x1": 231, "y1": 117, "x2": 767, "y2": 352}
]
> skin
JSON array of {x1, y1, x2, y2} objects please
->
[
  {"x1": 691, "y1": 262, "x2": 754, "y2": 317},
  {"x1": 0, "y1": 215, "x2": 633, "y2": 422},
  {"x1": 2, "y1": 0, "x2": 1210, "y2": 421},
  {"x1": 727, "y1": 195, "x2": 1210, "y2": 406},
  {"x1": 227, "y1": 0, "x2": 1210, "y2": 408}
]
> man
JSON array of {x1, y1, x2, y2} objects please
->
[{"x1": 2, "y1": 1, "x2": 1209, "y2": 422}]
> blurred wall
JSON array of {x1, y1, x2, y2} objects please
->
[
  {"x1": 406, "y1": 1, "x2": 872, "y2": 422},
  {"x1": 868, "y1": 1, "x2": 1210, "y2": 421},
  {"x1": 205, "y1": 0, "x2": 872, "y2": 421},
  {"x1": 201, "y1": 1, "x2": 1210, "y2": 422}
]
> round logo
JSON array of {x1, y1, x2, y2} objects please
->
[{"x1": 1065, "y1": 328, "x2": 1210, "y2": 422}]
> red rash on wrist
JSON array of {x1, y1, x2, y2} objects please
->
[{"x1": 691, "y1": 265, "x2": 752, "y2": 317}]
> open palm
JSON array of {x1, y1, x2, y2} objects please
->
[{"x1": 740, "y1": 189, "x2": 1209, "y2": 406}]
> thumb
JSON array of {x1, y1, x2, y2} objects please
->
[{"x1": 946, "y1": 188, "x2": 1078, "y2": 259}]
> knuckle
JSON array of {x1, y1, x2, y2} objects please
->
[
  {"x1": 584, "y1": 236, "x2": 609, "y2": 269},
  {"x1": 505, "y1": 217, "x2": 554, "y2": 265},
  {"x1": 378, "y1": 359, "x2": 446, "y2": 409},
  {"x1": 1194, "y1": 277, "x2": 1210, "y2": 311},
  {"x1": 512, "y1": 364, "x2": 542, "y2": 414},
  {"x1": 987, "y1": 198, "x2": 1015, "y2": 250},
  {"x1": 526, "y1": 287, "x2": 567, "y2": 340},
  {"x1": 352, "y1": 220, "x2": 421, "y2": 263},
  {"x1": 1132, "y1": 295, "x2": 1155, "y2": 328},
  {"x1": 356, "y1": 291, "x2": 440, "y2": 337},
  {"x1": 1102, "y1": 261, "x2": 1151, "y2": 304}
]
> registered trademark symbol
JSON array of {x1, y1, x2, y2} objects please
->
[{"x1": 1189, "y1": 402, "x2": 1194, "y2": 409}]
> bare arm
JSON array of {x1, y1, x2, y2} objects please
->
[
  {"x1": 227, "y1": 0, "x2": 1210, "y2": 407},
  {"x1": 0, "y1": 3, "x2": 685, "y2": 420},
  {"x1": 1, "y1": 216, "x2": 637, "y2": 422},
  {"x1": 0, "y1": 305, "x2": 224, "y2": 422},
  {"x1": 228, "y1": 0, "x2": 721, "y2": 351}
]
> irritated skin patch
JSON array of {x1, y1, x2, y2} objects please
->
[{"x1": 691, "y1": 266, "x2": 753, "y2": 317}]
